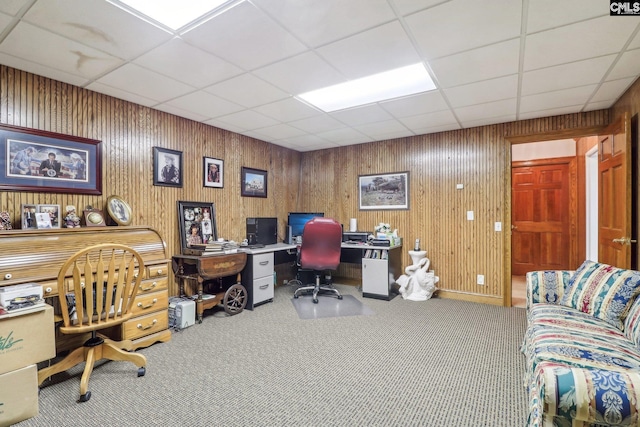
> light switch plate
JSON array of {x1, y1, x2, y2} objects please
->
[
  {"x1": 495, "y1": 222, "x2": 502, "y2": 231},
  {"x1": 467, "y1": 211, "x2": 474, "y2": 220}
]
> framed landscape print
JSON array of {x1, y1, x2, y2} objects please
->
[
  {"x1": 241, "y1": 167, "x2": 267, "y2": 198},
  {"x1": 203, "y1": 157, "x2": 223, "y2": 188},
  {"x1": 0, "y1": 124, "x2": 102, "y2": 195},
  {"x1": 359, "y1": 171, "x2": 409, "y2": 210}
]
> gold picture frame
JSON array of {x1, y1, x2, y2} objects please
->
[{"x1": 106, "y1": 195, "x2": 132, "y2": 226}]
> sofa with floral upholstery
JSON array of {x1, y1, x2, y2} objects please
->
[{"x1": 522, "y1": 260, "x2": 640, "y2": 426}]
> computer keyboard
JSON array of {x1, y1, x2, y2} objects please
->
[{"x1": 247, "y1": 244, "x2": 265, "y2": 249}]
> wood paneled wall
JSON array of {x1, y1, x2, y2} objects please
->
[{"x1": 2, "y1": 65, "x2": 635, "y2": 305}]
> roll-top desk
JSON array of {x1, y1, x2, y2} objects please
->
[{"x1": 0, "y1": 226, "x2": 172, "y2": 353}]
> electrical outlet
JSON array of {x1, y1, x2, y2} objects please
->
[
  {"x1": 477, "y1": 274, "x2": 485, "y2": 285},
  {"x1": 283, "y1": 279, "x2": 288, "y2": 285},
  {"x1": 494, "y1": 222, "x2": 502, "y2": 231},
  {"x1": 467, "y1": 211, "x2": 474, "y2": 221},
  {"x1": 456, "y1": 183, "x2": 464, "y2": 189}
]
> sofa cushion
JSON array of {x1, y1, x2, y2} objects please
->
[
  {"x1": 624, "y1": 294, "x2": 640, "y2": 347},
  {"x1": 560, "y1": 260, "x2": 640, "y2": 329}
]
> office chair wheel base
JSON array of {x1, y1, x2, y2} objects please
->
[
  {"x1": 138, "y1": 367, "x2": 146, "y2": 377},
  {"x1": 78, "y1": 391, "x2": 91, "y2": 403},
  {"x1": 338, "y1": 295, "x2": 343, "y2": 300},
  {"x1": 313, "y1": 298, "x2": 318, "y2": 304},
  {"x1": 293, "y1": 294, "x2": 299, "y2": 299},
  {"x1": 223, "y1": 284, "x2": 247, "y2": 315}
]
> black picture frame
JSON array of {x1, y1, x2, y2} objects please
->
[
  {"x1": 359, "y1": 171, "x2": 410, "y2": 210},
  {"x1": 203, "y1": 157, "x2": 224, "y2": 188},
  {"x1": 241, "y1": 167, "x2": 267, "y2": 198},
  {"x1": 177, "y1": 201, "x2": 218, "y2": 252},
  {"x1": 0, "y1": 124, "x2": 101, "y2": 194},
  {"x1": 153, "y1": 147, "x2": 182, "y2": 187}
]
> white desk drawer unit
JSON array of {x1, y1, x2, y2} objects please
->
[{"x1": 241, "y1": 252, "x2": 274, "y2": 309}]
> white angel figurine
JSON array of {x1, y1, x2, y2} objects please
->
[{"x1": 396, "y1": 256, "x2": 439, "y2": 301}]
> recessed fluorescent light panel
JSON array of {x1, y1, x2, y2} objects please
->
[
  {"x1": 297, "y1": 63, "x2": 436, "y2": 112},
  {"x1": 109, "y1": 0, "x2": 235, "y2": 32}
]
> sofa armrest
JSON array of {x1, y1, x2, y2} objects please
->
[
  {"x1": 535, "y1": 363, "x2": 640, "y2": 425},
  {"x1": 525, "y1": 270, "x2": 574, "y2": 310}
]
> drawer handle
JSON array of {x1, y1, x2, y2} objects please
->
[
  {"x1": 137, "y1": 298, "x2": 157, "y2": 309},
  {"x1": 259, "y1": 284, "x2": 269, "y2": 290},
  {"x1": 259, "y1": 261, "x2": 269, "y2": 266},
  {"x1": 137, "y1": 319, "x2": 158, "y2": 330},
  {"x1": 157, "y1": 269, "x2": 163, "y2": 274},
  {"x1": 45, "y1": 287, "x2": 53, "y2": 293},
  {"x1": 134, "y1": 273, "x2": 139, "y2": 279},
  {"x1": 140, "y1": 282, "x2": 157, "y2": 292},
  {"x1": 4, "y1": 273, "x2": 12, "y2": 280}
]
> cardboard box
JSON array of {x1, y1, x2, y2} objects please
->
[
  {"x1": 0, "y1": 364, "x2": 38, "y2": 427},
  {"x1": 0, "y1": 304, "x2": 55, "y2": 375}
]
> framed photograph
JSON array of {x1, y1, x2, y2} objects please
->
[
  {"x1": 106, "y1": 195, "x2": 132, "y2": 226},
  {"x1": 0, "y1": 123, "x2": 101, "y2": 194},
  {"x1": 203, "y1": 157, "x2": 224, "y2": 188},
  {"x1": 37, "y1": 204, "x2": 61, "y2": 228},
  {"x1": 21, "y1": 204, "x2": 37, "y2": 229},
  {"x1": 35, "y1": 212, "x2": 52, "y2": 229},
  {"x1": 177, "y1": 201, "x2": 218, "y2": 252},
  {"x1": 241, "y1": 167, "x2": 267, "y2": 198},
  {"x1": 153, "y1": 147, "x2": 182, "y2": 187},
  {"x1": 84, "y1": 209, "x2": 106, "y2": 227},
  {"x1": 359, "y1": 171, "x2": 410, "y2": 210}
]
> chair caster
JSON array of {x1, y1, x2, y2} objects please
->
[
  {"x1": 313, "y1": 298, "x2": 318, "y2": 304},
  {"x1": 338, "y1": 295, "x2": 343, "y2": 300},
  {"x1": 138, "y1": 367, "x2": 146, "y2": 377},
  {"x1": 78, "y1": 391, "x2": 91, "y2": 402}
]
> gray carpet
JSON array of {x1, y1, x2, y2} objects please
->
[
  {"x1": 291, "y1": 294, "x2": 375, "y2": 319},
  {"x1": 18, "y1": 284, "x2": 528, "y2": 427}
]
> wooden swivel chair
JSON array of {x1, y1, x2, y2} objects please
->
[
  {"x1": 293, "y1": 217, "x2": 344, "y2": 303},
  {"x1": 38, "y1": 244, "x2": 147, "y2": 402}
]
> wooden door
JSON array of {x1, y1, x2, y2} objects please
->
[
  {"x1": 512, "y1": 158, "x2": 573, "y2": 275},
  {"x1": 598, "y1": 113, "x2": 632, "y2": 268}
]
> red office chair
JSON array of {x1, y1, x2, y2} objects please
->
[{"x1": 293, "y1": 217, "x2": 343, "y2": 303}]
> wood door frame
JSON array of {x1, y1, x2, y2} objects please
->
[{"x1": 505, "y1": 125, "x2": 607, "y2": 306}]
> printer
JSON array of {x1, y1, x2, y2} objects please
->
[{"x1": 342, "y1": 231, "x2": 369, "y2": 243}]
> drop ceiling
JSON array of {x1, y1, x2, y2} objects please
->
[{"x1": 0, "y1": 0, "x2": 638, "y2": 152}]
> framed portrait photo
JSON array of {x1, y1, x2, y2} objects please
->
[
  {"x1": 153, "y1": 147, "x2": 182, "y2": 187},
  {"x1": 106, "y1": 195, "x2": 132, "y2": 226},
  {"x1": 203, "y1": 157, "x2": 224, "y2": 188},
  {"x1": 37, "y1": 204, "x2": 61, "y2": 228},
  {"x1": 21, "y1": 204, "x2": 37, "y2": 229},
  {"x1": 0, "y1": 124, "x2": 101, "y2": 195},
  {"x1": 177, "y1": 201, "x2": 218, "y2": 252},
  {"x1": 241, "y1": 167, "x2": 267, "y2": 198},
  {"x1": 359, "y1": 171, "x2": 409, "y2": 210}
]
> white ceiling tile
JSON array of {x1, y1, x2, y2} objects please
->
[
  {"x1": 455, "y1": 98, "x2": 517, "y2": 122},
  {"x1": 0, "y1": 22, "x2": 123, "y2": 79},
  {"x1": 520, "y1": 85, "x2": 597, "y2": 113},
  {"x1": 527, "y1": 0, "x2": 605, "y2": 33},
  {"x1": 202, "y1": 119, "x2": 248, "y2": 135},
  {"x1": 252, "y1": 51, "x2": 346, "y2": 94},
  {"x1": 371, "y1": 129, "x2": 415, "y2": 141},
  {"x1": 411, "y1": 122, "x2": 461, "y2": 135},
  {"x1": 519, "y1": 106, "x2": 583, "y2": 120},
  {"x1": 630, "y1": 30, "x2": 640, "y2": 50},
  {"x1": 406, "y1": 0, "x2": 522, "y2": 59},
  {"x1": 0, "y1": 52, "x2": 90, "y2": 87},
  {"x1": 153, "y1": 103, "x2": 210, "y2": 122},
  {"x1": 252, "y1": 0, "x2": 395, "y2": 47},
  {"x1": 461, "y1": 114, "x2": 516, "y2": 129},
  {"x1": 521, "y1": 55, "x2": 616, "y2": 96},
  {"x1": 288, "y1": 115, "x2": 346, "y2": 133},
  {"x1": 181, "y1": 1, "x2": 307, "y2": 70},
  {"x1": 214, "y1": 110, "x2": 280, "y2": 130},
  {"x1": 23, "y1": 0, "x2": 172, "y2": 60},
  {"x1": 399, "y1": 109, "x2": 459, "y2": 131},
  {"x1": 330, "y1": 104, "x2": 394, "y2": 126},
  {"x1": 254, "y1": 97, "x2": 321, "y2": 122},
  {"x1": 85, "y1": 81, "x2": 157, "y2": 107},
  {"x1": 354, "y1": 119, "x2": 410, "y2": 139},
  {"x1": 317, "y1": 21, "x2": 421, "y2": 79},
  {"x1": 0, "y1": 0, "x2": 30, "y2": 16},
  {"x1": 430, "y1": 39, "x2": 520, "y2": 88},
  {"x1": 583, "y1": 100, "x2": 615, "y2": 112},
  {"x1": 392, "y1": 0, "x2": 448, "y2": 16},
  {"x1": 0, "y1": 12, "x2": 13, "y2": 32},
  {"x1": 590, "y1": 77, "x2": 636, "y2": 103},
  {"x1": 277, "y1": 134, "x2": 334, "y2": 148},
  {"x1": 444, "y1": 75, "x2": 518, "y2": 108},
  {"x1": 134, "y1": 38, "x2": 243, "y2": 88},
  {"x1": 251, "y1": 123, "x2": 306, "y2": 140},
  {"x1": 316, "y1": 127, "x2": 370, "y2": 144},
  {"x1": 164, "y1": 91, "x2": 244, "y2": 119},
  {"x1": 204, "y1": 73, "x2": 288, "y2": 108},
  {"x1": 95, "y1": 63, "x2": 194, "y2": 103},
  {"x1": 523, "y1": 16, "x2": 638, "y2": 71},
  {"x1": 379, "y1": 91, "x2": 448, "y2": 117},
  {"x1": 608, "y1": 49, "x2": 640, "y2": 80}
]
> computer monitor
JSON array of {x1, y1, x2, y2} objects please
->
[
  {"x1": 246, "y1": 217, "x2": 278, "y2": 245},
  {"x1": 287, "y1": 212, "x2": 324, "y2": 238}
]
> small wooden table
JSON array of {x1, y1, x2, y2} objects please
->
[{"x1": 171, "y1": 252, "x2": 247, "y2": 323}]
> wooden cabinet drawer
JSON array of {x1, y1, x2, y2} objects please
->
[
  {"x1": 131, "y1": 290, "x2": 168, "y2": 316},
  {"x1": 252, "y1": 253, "x2": 274, "y2": 278},
  {"x1": 138, "y1": 277, "x2": 167, "y2": 294},
  {"x1": 253, "y1": 275, "x2": 274, "y2": 305},
  {"x1": 122, "y1": 310, "x2": 168, "y2": 340},
  {"x1": 146, "y1": 264, "x2": 168, "y2": 278},
  {"x1": 41, "y1": 280, "x2": 59, "y2": 298}
]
